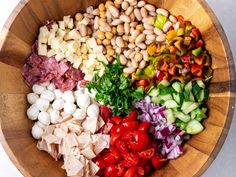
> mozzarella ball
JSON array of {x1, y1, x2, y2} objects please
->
[
  {"x1": 27, "y1": 93, "x2": 39, "y2": 104},
  {"x1": 87, "y1": 104, "x2": 99, "y2": 118},
  {"x1": 49, "y1": 110, "x2": 61, "y2": 124},
  {"x1": 32, "y1": 84, "x2": 46, "y2": 94},
  {"x1": 54, "y1": 89, "x2": 63, "y2": 99},
  {"x1": 74, "y1": 90, "x2": 83, "y2": 98},
  {"x1": 27, "y1": 104, "x2": 39, "y2": 120},
  {"x1": 76, "y1": 93, "x2": 91, "y2": 109},
  {"x1": 52, "y1": 99, "x2": 65, "y2": 110},
  {"x1": 64, "y1": 102, "x2": 77, "y2": 115},
  {"x1": 35, "y1": 98, "x2": 50, "y2": 111},
  {"x1": 40, "y1": 81, "x2": 50, "y2": 87},
  {"x1": 47, "y1": 83, "x2": 56, "y2": 91},
  {"x1": 31, "y1": 123, "x2": 44, "y2": 139},
  {"x1": 62, "y1": 90, "x2": 75, "y2": 103},
  {"x1": 40, "y1": 90, "x2": 55, "y2": 102},
  {"x1": 73, "y1": 108, "x2": 86, "y2": 120},
  {"x1": 38, "y1": 111, "x2": 50, "y2": 125},
  {"x1": 35, "y1": 121, "x2": 46, "y2": 130},
  {"x1": 47, "y1": 106, "x2": 54, "y2": 114}
]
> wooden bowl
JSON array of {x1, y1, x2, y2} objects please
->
[{"x1": 0, "y1": 0, "x2": 235, "y2": 176}]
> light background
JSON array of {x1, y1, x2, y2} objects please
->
[{"x1": 0, "y1": 0, "x2": 235, "y2": 176}]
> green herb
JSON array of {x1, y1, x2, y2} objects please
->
[{"x1": 86, "y1": 54, "x2": 144, "y2": 116}]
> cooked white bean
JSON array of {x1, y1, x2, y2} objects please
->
[
  {"x1": 38, "y1": 111, "x2": 50, "y2": 126},
  {"x1": 111, "y1": 37, "x2": 116, "y2": 46},
  {"x1": 137, "y1": 0, "x2": 146, "y2": 7},
  {"x1": 141, "y1": 7, "x2": 148, "y2": 18},
  {"x1": 139, "y1": 60, "x2": 146, "y2": 69},
  {"x1": 145, "y1": 39, "x2": 153, "y2": 45},
  {"x1": 134, "y1": 47, "x2": 140, "y2": 52},
  {"x1": 146, "y1": 34, "x2": 156, "y2": 41},
  {"x1": 94, "y1": 16, "x2": 99, "y2": 30},
  {"x1": 123, "y1": 67, "x2": 136, "y2": 74},
  {"x1": 100, "y1": 22, "x2": 111, "y2": 32},
  {"x1": 27, "y1": 104, "x2": 39, "y2": 120},
  {"x1": 134, "y1": 9, "x2": 142, "y2": 21},
  {"x1": 137, "y1": 43, "x2": 146, "y2": 50},
  {"x1": 128, "y1": 43, "x2": 136, "y2": 49},
  {"x1": 169, "y1": 15, "x2": 177, "y2": 23},
  {"x1": 156, "y1": 34, "x2": 166, "y2": 42},
  {"x1": 154, "y1": 27, "x2": 164, "y2": 35},
  {"x1": 156, "y1": 8, "x2": 169, "y2": 17},
  {"x1": 135, "y1": 33, "x2": 146, "y2": 44},
  {"x1": 121, "y1": 1, "x2": 129, "y2": 10},
  {"x1": 92, "y1": 8, "x2": 99, "y2": 16},
  {"x1": 111, "y1": 19, "x2": 122, "y2": 26},
  {"x1": 27, "y1": 93, "x2": 39, "y2": 104},
  {"x1": 149, "y1": 11, "x2": 156, "y2": 17},
  {"x1": 78, "y1": 24, "x2": 87, "y2": 37},
  {"x1": 174, "y1": 21, "x2": 180, "y2": 30},
  {"x1": 143, "y1": 23, "x2": 154, "y2": 30},
  {"x1": 35, "y1": 98, "x2": 50, "y2": 112},
  {"x1": 130, "y1": 22, "x2": 138, "y2": 28},
  {"x1": 120, "y1": 15, "x2": 131, "y2": 23},
  {"x1": 124, "y1": 23, "x2": 130, "y2": 35},
  {"x1": 86, "y1": 6, "x2": 93, "y2": 14},
  {"x1": 163, "y1": 21, "x2": 172, "y2": 32},
  {"x1": 134, "y1": 53, "x2": 143, "y2": 62},
  {"x1": 120, "y1": 55, "x2": 128, "y2": 65},
  {"x1": 32, "y1": 84, "x2": 46, "y2": 94},
  {"x1": 125, "y1": 6, "x2": 134, "y2": 16},
  {"x1": 126, "y1": 61, "x2": 132, "y2": 67},
  {"x1": 108, "y1": 5, "x2": 119, "y2": 18},
  {"x1": 131, "y1": 59, "x2": 138, "y2": 68},
  {"x1": 144, "y1": 4, "x2": 156, "y2": 12},
  {"x1": 116, "y1": 37, "x2": 125, "y2": 48},
  {"x1": 52, "y1": 98, "x2": 65, "y2": 110},
  {"x1": 141, "y1": 50, "x2": 148, "y2": 61},
  {"x1": 116, "y1": 47, "x2": 122, "y2": 54},
  {"x1": 143, "y1": 29, "x2": 153, "y2": 35}
]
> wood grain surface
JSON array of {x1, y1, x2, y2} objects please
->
[{"x1": 0, "y1": 0, "x2": 235, "y2": 177}]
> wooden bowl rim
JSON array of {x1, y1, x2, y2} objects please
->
[{"x1": 0, "y1": 0, "x2": 235, "y2": 176}]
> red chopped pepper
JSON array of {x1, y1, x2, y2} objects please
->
[
  {"x1": 177, "y1": 15, "x2": 184, "y2": 22},
  {"x1": 195, "y1": 39, "x2": 204, "y2": 48},
  {"x1": 191, "y1": 64, "x2": 202, "y2": 77},
  {"x1": 160, "y1": 60, "x2": 169, "y2": 72},
  {"x1": 194, "y1": 55, "x2": 205, "y2": 65},
  {"x1": 181, "y1": 54, "x2": 191, "y2": 63},
  {"x1": 168, "y1": 66, "x2": 177, "y2": 75},
  {"x1": 156, "y1": 71, "x2": 164, "y2": 81},
  {"x1": 163, "y1": 72, "x2": 170, "y2": 80},
  {"x1": 191, "y1": 28, "x2": 201, "y2": 40},
  {"x1": 135, "y1": 79, "x2": 149, "y2": 87}
]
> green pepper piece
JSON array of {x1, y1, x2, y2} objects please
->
[
  {"x1": 185, "y1": 25, "x2": 193, "y2": 35},
  {"x1": 154, "y1": 14, "x2": 167, "y2": 29},
  {"x1": 192, "y1": 47, "x2": 203, "y2": 56},
  {"x1": 144, "y1": 65, "x2": 155, "y2": 76},
  {"x1": 177, "y1": 28, "x2": 185, "y2": 36},
  {"x1": 136, "y1": 68, "x2": 142, "y2": 76}
]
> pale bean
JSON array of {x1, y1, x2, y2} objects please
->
[
  {"x1": 100, "y1": 22, "x2": 111, "y2": 32},
  {"x1": 134, "y1": 47, "x2": 140, "y2": 52},
  {"x1": 149, "y1": 11, "x2": 157, "y2": 17},
  {"x1": 126, "y1": 0, "x2": 137, "y2": 6},
  {"x1": 156, "y1": 34, "x2": 166, "y2": 42},
  {"x1": 78, "y1": 24, "x2": 87, "y2": 37},
  {"x1": 86, "y1": 6, "x2": 93, "y2": 14},
  {"x1": 94, "y1": 16, "x2": 99, "y2": 30},
  {"x1": 130, "y1": 13, "x2": 135, "y2": 22},
  {"x1": 120, "y1": 55, "x2": 127, "y2": 65},
  {"x1": 137, "y1": 0, "x2": 146, "y2": 7},
  {"x1": 147, "y1": 16, "x2": 155, "y2": 25},
  {"x1": 144, "y1": 4, "x2": 156, "y2": 12},
  {"x1": 134, "y1": 53, "x2": 143, "y2": 62},
  {"x1": 130, "y1": 27, "x2": 135, "y2": 34},
  {"x1": 121, "y1": 1, "x2": 129, "y2": 10},
  {"x1": 146, "y1": 34, "x2": 155, "y2": 41},
  {"x1": 124, "y1": 23, "x2": 130, "y2": 35},
  {"x1": 125, "y1": 6, "x2": 134, "y2": 16},
  {"x1": 111, "y1": 19, "x2": 123, "y2": 26},
  {"x1": 163, "y1": 21, "x2": 172, "y2": 32},
  {"x1": 131, "y1": 30, "x2": 140, "y2": 38},
  {"x1": 92, "y1": 9, "x2": 100, "y2": 16},
  {"x1": 129, "y1": 37, "x2": 135, "y2": 43},
  {"x1": 141, "y1": 7, "x2": 148, "y2": 18},
  {"x1": 126, "y1": 61, "x2": 132, "y2": 67},
  {"x1": 120, "y1": 15, "x2": 131, "y2": 23},
  {"x1": 116, "y1": 37, "x2": 125, "y2": 48},
  {"x1": 108, "y1": 5, "x2": 119, "y2": 18},
  {"x1": 136, "y1": 24, "x2": 144, "y2": 31},
  {"x1": 141, "y1": 50, "x2": 148, "y2": 61},
  {"x1": 174, "y1": 21, "x2": 180, "y2": 30},
  {"x1": 123, "y1": 67, "x2": 135, "y2": 74},
  {"x1": 154, "y1": 28, "x2": 164, "y2": 35},
  {"x1": 122, "y1": 35, "x2": 129, "y2": 41},
  {"x1": 145, "y1": 39, "x2": 153, "y2": 45},
  {"x1": 114, "y1": 0, "x2": 123, "y2": 5},
  {"x1": 111, "y1": 37, "x2": 116, "y2": 46},
  {"x1": 130, "y1": 51, "x2": 136, "y2": 58},
  {"x1": 135, "y1": 33, "x2": 145, "y2": 44},
  {"x1": 143, "y1": 29, "x2": 153, "y2": 35},
  {"x1": 139, "y1": 60, "x2": 146, "y2": 69},
  {"x1": 117, "y1": 24, "x2": 125, "y2": 35},
  {"x1": 143, "y1": 23, "x2": 154, "y2": 30},
  {"x1": 156, "y1": 8, "x2": 169, "y2": 17},
  {"x1": 124, "y1": 49, "x2": 132, "y2": 58},
  {"x1": 169, "y1": 15, "x2": 177, "y2": 23},
  {"x1": 116, "y1": 47, "x2": 122, "y2": 54},
  {"x1": 137, "y1": 43, "x2": 146, "y2": 50},
  {"x1": 134, "y1": 9, "x2": 142, "y2": 21},
  {"x1": 75, "y1": 13, "x2": 83, "y2": 21},
  {"x1": 128, "y1": 43, "x2": 136, "y2": 49},
  {"x1": 106, "y1": 10, "x2": 112, "y2": 19},
  {"x1": 131, "y1": 59, "x2": 138, "y2": 68},
  {"x1": 130, "y1": 22, "x2": 138, "y2": 28}
]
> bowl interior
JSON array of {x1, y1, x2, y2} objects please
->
[{"x1": 0, "y1": 0, "x2": 234, "y2": 177}]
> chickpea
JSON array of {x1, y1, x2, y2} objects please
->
[
  {"x1": 107, "y1": 48, "x2": 115, "y2": 56},
  {"x1": 75, "y1": 13, "x2": 83, "y2": 21},
  {"x1": 105, "y1": 32, "x2": 113, "y2": 39},
  {"x1": 106, "y1": 54, "x2": 114, "y2": 62},
  {"x1": 105, "y1": 1, "x2": 114, "y2": 8},
  {"x1": 136, "y1": 24, "x2": 144, "y2": 31},
  {"x1": 111, "y1": 27, "x2": 117, "y2": 35},
  {"x1": 97, "y1": 31, "x2": 105, "y2": 40},
  {"x1": 98, "y1": 3, "x2": 105, "y2": 11},
  {"x1": 100, "y1": 11, "x2": 106, "y2": 18},
  {"x1": 103, "y1": 39, "x2": 111, "y2": 45},
  {"x1": 147, "y1": 16, "x2": 155, "y2": 25},
  {"x1": 96, "y1": 38, "x2": 102, "y2": 45}
]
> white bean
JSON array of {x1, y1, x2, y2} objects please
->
[
  {"x1": 124, "y1": 23, "x2": 130, "y2": 35},
  {"x1": 134, "y1": 47, "x2": 140, "y2": 52},
  {"x1": 131, "y1": 30, "x2": 140, "y2": 38},
  {"x1": 52, "y1": 98, "x2": 65, "y2": 110},
  {"x1": 121, "y1": 1, "x2": 129, "y2": 10},
  {"x1": 120, "y1": 15, "x2": 131, "y2": 23},
  {"x1": 78, "y1": 24, "x2": 87, "y2": 37},
  {"x1": 27, "y1": 93, "x2": 39, "y2": 104},
  {"x1": 156, "y1": 8, "x2": 169, "y2": 17},
  {"x1": 116, "y1": 37, "x2": 125, "y2": 48},
  {"x1": 134, "y1": 53, "x2": 143, "y2": 62},
  {"x1": 41, "y1": 90, "x2": 55, "y2": 102},
  {"x1": 127, "y1": 61, "x2": 132, "y2": 67},
  {"x1": 154, "y1": 28, "x2": 164, "y2": 35},
  {"x1": 125, "y1": 6, "x2": 134, "y2": 16},
  {"x1": 87, "y1": 104, "x2": 99, "y2": 118},
  {"x1": 137, "y1": 43, "x2": 146, "y2": 50},
  {"x1": 130, "y1": 22, "x2": 138, "y2": 28},
  {"x1": 137, "y1": 0, "x2": 146, "y2": 7},
  {"x1": 120, "y1": 55, "x2": 128, "y2": 65},
  {"x1": 143, "y1": 23, "x2": 154, "y2": 30},
  {"x1": 32, "y1": 84, "x2": 46, "y2": 94},
  {"x1": 94, "y1": 16, "x2": 99, "y2": 30},
  {"x1": 143, "y1": 29, "x2": 153, "y2": 35},
  {"x1": 156, "y1": 34, "x2": 166, "y2": 42},
  {"x1": 141, "y1": 50, "x2": 148, "y2": 61},
  {"x1": 86, "y1": 6, "x2": 93, "y2": 14},
  {"x1": 149, "y1": 11, "x2": 156, "y2": 17},
  {"x1": 35, "y1": 98, "x2": 50, "y2": 112},
  {"x1": 31, "y1": 123, "x2": 44, "y2": 140},
  {"x1": 131, "y1": 59, "x2": 138, "y2": 68},
  {"x1": 139, "y1": 60, "x2": 146, "y2": 69},
  {"x1": 163, "y1": 21, "x2": 172, "y2": 32},
  {"x1": 38, "y1": 111, "x2": 50, "y2": 126},
  {"x1": 141, "y1": 7, "x2": 148, "y2": 18},
  {"x1": 134, "y1": 9, "x2": 142, "y2": 21},
  {"x1": 92, "y1": 8, "x2": 100, "y2": 16},
  {"x1": 27, "y1": 104, "x2": 39, "y2": 120},
  {"x1": 62, "y1": 90, "x2": 75, "y2": 103},
  {"x1": 169, "y1": 15, "x2": 177, "y2": 23},
  {"x1": 128, "y1": 43, "x2": 136, "y2": 49},
  {"x1": 146, "y1": 34, "x2": 156, "y2": 41},
  {"x1": 123, "y1": 67, "x2": 136, "y2": 74},
  {"x1": 130, "y1": 51, "x2": 136, "y2": 58},
  {"x1": 64, "y1": 102, "x2": 76, "y2": 115},
  {"x1": 144, "y1": 4, "x2": 156, "y2": 12},
  {"x1": 108, "y1": 5, "x2": 119, "y2": 18},
  {"x1": 174, "y1": 21, "x2": 180, "y2": 30},
  {"x1": 135, "y1": 33, "x2": 146, "y2": 44},
  {"x1": 111, "y1": 19, "x2": 123, "y2": 26},
  {"x1": 145, "y1": 39, "x2": 153, "y2": 45}
]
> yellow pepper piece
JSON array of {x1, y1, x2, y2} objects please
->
[
  {"x1": 147, "y1": 44, "x2": 157, "y2": 56},
  {"x1": 166, "y1": 30, "x2": 177, "y2": 40}
]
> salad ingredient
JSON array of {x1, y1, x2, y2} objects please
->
[
  {"x1": 31, "y1": 123, "x2": 44, "y2": 139},
  {"x1": 86, "y1": 55, "x2": 144, "y2": 116}
]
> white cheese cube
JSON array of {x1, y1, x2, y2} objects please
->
[
  {"x1": 81, "y1": 147, "x2": 96, "y2": 160},
  {"x1": 55, "y1": 52, "x2": 65, "y2": 61},
  {"x1": 35, "y1": 98, "x2": 50, "y2": 112},
  {"x1": 62, "y1": 90, "x2": 75, "y2": 103},
  {"x1": 67, "y1": 41, "x2": 80, "y2": 53},
  {"x1": 47, "y1": 49, "x2": 57, "y2": 57},
  {"x1": 79, "y1": 17, "x2": 90, "y2": 26},
  {"x1": 82, "y1": 117, "x2": 98, "y2": 134},
  {"x1": 38, "y1": 34, "x2": 48, "y2": 44},
  {"x1": 72, "y1": 58, "x2": 82, "y2": 69},
  {"x1": 38, "y1": 26, "x2": 50, "y2": 43},
  {"x1": 27, "y1": 93, "x2": 39, "y2": 104},
  {"x1": 40, "y1": 90, "x2": 55, "y2": 102},
  {"x1": 38, "y1": 43, "x2": 47, "y2": 56},
  {"x1": 67, "y1": 18, "x2": 74, "y2": 29},
  {"x1": 59, "y1": 21, "x2": 65, "y2": 30},
  {"x1": 56, "y1": 29, "x2": 66, "y2": 38},
  {"x1": 86, "y1": 38, "x2": 97, "y2": 49},
  {"x1": 47, "y1": 31, "x2": 56, "y2": 46},
  {"x1": 66, "y1": 29, "x2": 81, "y2": 40},
  {"x1": 63, "y1": 15, "x2": 71, "y2": 27},
  {"x1": 51, "y1": 37, "x2": 63, "y2": 50},
  {"x1": 96, "y1": 53, "x2": 108, "y2": 64},
  {"x1": 51, "y1": 23, "x2": 58, "y2": 31},
  {"x1": 59, "y1": 41, "x2": 68, "y2": 53}
]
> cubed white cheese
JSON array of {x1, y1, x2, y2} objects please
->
[
  {"x1": 96, "y1": 53, "x2": 108, "y2": 64},
  {"x1": 59, "y1": 41, "x2": 68, "y2": 53},
  {"x1": 38, "y1": 26, "x2": 50, "y2": 43},
  {"x1": 51, "y1": 23, "x2": 59, "y2": 31},
  {"x1": 38, "y1": 43, "x2": 47, "y2": 56},
  {"x1": 67, "y1": 18, "x2": 74, "y2": 29},
  {"x1": 57, "y1": 28, "x2": 66, "y2": 38},
  {"x1": 77, "y1": 132, "x2": 91, "y2": 145},
  {"x1": 47, "y1": 31, "x2": 56, "y2": 46},
  {"x1": 72, "y1": 58, "x2": 82, "y2": 69},
  {"x1": 82, "y1": 118, "x2": 98, "y2": 134},
  {"x1": 47, "y1": 49, "x2": 57, "y2": 57},
  {"x1": 67, "y1": 40, "x2": 80, "y2": 53},
  {"x1": 51, "y1": 37, "x2": 63, "y2": 50},
  {"x1": 55, "y1": 52, "x2": 65, "y2": 61},
  {"x1": 59, "y1": 21, "x2": 65, "y2": 30},
  {"x1": 86, "y1": 38, "x2": 97, "y2": 49},
  {"x1": 62, "y1": 90, "x2": 75, "y2": 103},
  {"x1": 66, "y1": 29, "x2": 81, "y2": 40},
  {"x1": 63, "y1": 15, "x2": 71, "y2": 27}
]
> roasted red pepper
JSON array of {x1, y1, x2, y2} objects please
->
[
  {"x1": 191, "y1": 28, "x2": 201, "y2": 40},
  {"x1": 191, "y1": 64, "x2": 202, "y2": 77},
  {"x1": 194, "y1": 55, "x2": 205, "y2": 65},
  {"x1": 195, "y1": 40, "x2": 204, "y2": 48},
  {"x1": 168, "y1": 66, "x2": 177, "y2": 75}
]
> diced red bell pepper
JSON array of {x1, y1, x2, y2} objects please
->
[
  {"x1": 195, "y1": 40, "x2": 204, "y2": 48},
  {"x1": 160, "y1": 60, "x2": 169, "y2": 72},
  {"x1": 168, "y1": 66, "x2": 177, "y2": 75},
  {"x1": 191, "y1": 28, "x2": 201, "y2": 40},
  {"x1": 169, "y1": 46, "x2": 177, "y2": 54},
  {"x1": 181, "y1": 54, "x2": 191, "y2": 63},
  {"x1": 163, "y1": 72, "x2": 169, "y2": 80},
  {"x1": 135, "y1": 79, "x2": 149, "y2": 87},
  {"x1": 177, "y1": 15, "x2": 185, "y2": 22},
  {"x1": 184, "y1": 20, "x2": 192, "y2": 26},
  {"x1": 194, "y1": 55, "x2": 205, "y2": 65},
  {"x1": 156, "y1": 71, "x2": 164, "y2": 81},
  {"x1": 191, "y1": 64, "x2": 202, "y2": 77}
]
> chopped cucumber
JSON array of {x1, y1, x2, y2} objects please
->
[
  {"x1": 198, "y1": 89, "x2": 209, "y2": 102},
  {"x1": 158, "y1": 80, "x2": 170, "y2": 89},
  {"x1": 148, "y1": 87, "x2": 159, "y2": 97},
  {"x1": 175, "y1": 119, "x2": 187, "y2": 130},
  {"x1": 164, "y1": 100, "x2": 179, "y2": 109},
  {"x1": 192, "y1": 83, "x2": 202, "y2": 97},
  {"x1": 172, "y1": 93, "x2": 183, "y2": 105},
  {"x1": 189, "y1": 91, "x2": 195, "y2": 102},
  {"x1": 165, "y1": 109, "x2": 176, "y2": 124},
  {"x1": 197, "y1": 80, "x2": 205, "y2": 88},
  {"x1": 181, "y1": 101, "x2": 194, "y2": 111},
  {"x1": 201, "y1": 107, "x2": 208, "y2": 114},
  {"x1": 184, "y1": 81, "x2": 192, "y2": 92},
  {"x1": 185, "y1": 120, "x2": 204, "y2": 134},
  {"x1": 160, "y1": 87, "x2": 175, "y2": 95},
  {"x1": 191, "y1": 110, "x2": 196, "y2": 119},
  {"x1": 174, "y1": 111, "x2": 191, "y2": 122},
  {"x1": 159, "y1": 94, "x2": 173, "y2": 101},
  {"x1": 151, "y1": 96, "x2": 160, "y2": 104},
  {"x1": 172, "y1": 82, "x2": 182, "y2": 93},
  {"x1": 183, "y1": 102, "x2": 199, "y2": 114}
]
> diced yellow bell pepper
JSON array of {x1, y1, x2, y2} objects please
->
[
  {"x1": 147, "y1": 44, "x2": 157, "y2": 56},
  {"x1": 166, "y1": 30, "x2": 177, "y2": 40}
]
